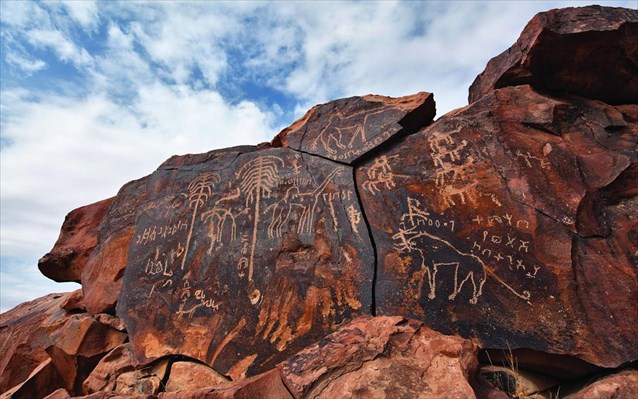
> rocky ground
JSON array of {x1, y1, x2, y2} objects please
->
[{"x1": 1, "y1": 5, "x2": 637, "y2": 399}]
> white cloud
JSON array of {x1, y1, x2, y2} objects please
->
[
  {"x1": 0, "y1": 83, "x2": 277, "y2": 251},
  {"x1": 26, "y1": 29, "x2": 93, "y2": 66},
  {"x1": 60, "y1": 0, "x2": 99, "y2": 30},
  {"x1": 4, "y1": 52, "x2": 46, "y2": 74}
]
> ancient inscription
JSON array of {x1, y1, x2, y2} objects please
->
[
  {"x1": 310, "y1": 107, "x2": 391, "y2": 160},
  {"x1": 361, "y1": 155, "x2": 407, "y2": 194},
  {"x1": 427, "y1": 130, "x2": 477, "y2": 207},
  {"x1": 392, "y1": 197, "x2": 531, "y2": 305},
  {"x1": 120, "y1": 147, "x2": 373, "y2": 376},
  {"x1": 236, "y1": 156, "x2": 284, "y2": 282}
]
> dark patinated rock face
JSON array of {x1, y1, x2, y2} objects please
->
[
  {"x1": 273, "y1": 92, "x2": 435, "y2": 163},
  {"x1": 116, "y1": 146, "x2": 376, "y2": 377},
  {"x1": 469, "y1": 6, "x2": 638, "y2": 104},
  {"x1": 356, "y1": 84, "x2": 638, "y2": 368}
]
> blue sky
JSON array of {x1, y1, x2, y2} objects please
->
[{"x1": 1, "y1": 0, "x2": 635, "y2": 312}]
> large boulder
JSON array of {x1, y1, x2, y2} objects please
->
[
  {"x1": 278, "y1": 315, "x2": 501, "y2": 399},
  {"x1": 356, "y1": 83, "x2": 637, "y2": 369},
  {"x1": 273, "y1": 92, "x2": 435, "y2": 163},
  {"x1": 469, "y1": 6, "x2": 638, "y2": 104},
  {"x1": 114, "y1": 93, "x2": 434, "y2": 377}
]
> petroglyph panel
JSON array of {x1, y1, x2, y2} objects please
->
[
  {"x1": 353, "y1": 89, "x2": 623, "y2": 358},
  {"x1": 274, "y1": 92, "x2": 435, "y2": 164},
  {"x1": 117, "y1": 146, "x2": 373, "y2": 377}
]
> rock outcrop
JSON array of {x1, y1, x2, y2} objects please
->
[
  {"x1": 2, "y1": 5, "x2": 637, "y2": 399},
  {"x1": 469, "y1": 5, "x2": 638, "y2": 104},
  {"x1": 357, "y1": 83, "x2": 638, "y2": 369}
]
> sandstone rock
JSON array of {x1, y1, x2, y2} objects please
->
[
  {"x1": 43, "y1": 389, "x2": 72, "y2": 399},
  {"x1": 164, "y1": 361, "x2": 229, "y2": 391},
  {"x1": 82, "y1": 344, "x2": 134, "y2": 394},
  {"x1": 562, "y1": 369, "x2": 638, "y2": 399},
  {"x1": 469, "y1": 6, "x2": 638, "y2": 105},
  {"x1": 39, "y1": 198, "x2": 114, "y2": 283},
  {"x1": 273, "y1": 92, "x2": 435, "y2": 163},
  {"x1": 94, "y1": 314, "x2": 126, "y2": 332},
  {"x1": 112, "y1": 359, "x2": 168, "y2": 396},
  {"x1": 356, "y1": 84, "x2": 637, "y2": 370},
  {"x1": 116, "y1": 145, "x2": 374, "y2": 377},
  {"x1": 158, "y1": 368, "x2": 292, "y2": 399},
  {"x1": 59, "y1": 289, "x2": 86, "y2": 312},
  {"x1": 279, "y1": 315, "x2": 496, "y2": 399},
  {"x1": 0, "y1": 358, "x2": 64, "y2": 399},
  {"x1": 45, "y1": 313, "x2": 127, "y2": 393},
  {"x1": 81, "y1": 178, "x2": 149, "y2": 315},
  {"x1": 0, "y1": 293, "x2": 73, "y2": 393}
]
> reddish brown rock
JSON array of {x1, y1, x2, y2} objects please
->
[
  {"x1": 0, "y1": 293, "x2": 73, "y2": 393},
  {"x1": 93, "y1": 314, "x2": 126, "y2": 332},
  {"x1": 563, "y1": 369, "x2": 638, "y2": 399},
  {"x1": 82, "y1": 344, "x2": 168, "y2": 396},
  {"x1": 82, "y1": 344, "x2": 136, "y2": 394},
  {"x1": 356, "y1": 84, "x2": 637, "y2": 370},
  {"x1": 159, "y1": 368, "x2": 293, "y2": 399},
  {"x1": 116, "y1": 145, "x2": 374, "y2": 378},
  {"x1": 43, "y1": 388, "x2": 72, "y2": 399},
  {"x1": 469, "y1": 6, "x2": 638, "y2": 104},
  {"x1": 0, "y1": 358, "x2": 64, "y2": 399},
  {"x1": 273, "y1": 92, "x2": 435, "y2": 163},
  {"x1": 82, "y1": 178, "x2": 149, "y2": 315},
  {"x1": 39, "y1": 198, "x2": 114, "y2": 283},
  {"x1": 45, "y1": 313, "x2": 127, "y2": 394},
  {"x1": 59, "y1": 289, "x2": 86, "y2": 312},
  {"x1": 164, "y1": 361, "x2": 229, "y2": 391},
  {"x1": 279, "y1": 315, "x2": 497, "y2": 399}
]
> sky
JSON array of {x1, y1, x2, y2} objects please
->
[{"x1": 1, "y1": 0, "x2": 635, "y2": 313}]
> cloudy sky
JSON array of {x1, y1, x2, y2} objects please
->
[{"x1": 1, "y1": 0, "x2": 634, "y2": 312}]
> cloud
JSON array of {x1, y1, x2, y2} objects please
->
[
  {"x1": 4, "y1": 52, "x2": 46, "y2": 74},
  {"x1": 26, "y1": 29, "x2": 93, "y2": 66},
  {"x1": 59, "y1": 0, "x2": 100, "y2": 30}
]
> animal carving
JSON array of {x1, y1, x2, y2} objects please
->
[{"x1": 393, "y1": 197, "x2": 531, "y2": 304}]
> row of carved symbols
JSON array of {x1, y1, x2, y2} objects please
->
[
  {"x1": 176, "y1": 278, "x2": 221, "y2": 319},
  {"x1": 472, "y1": 214, "x2": 531, "y2": 230},
  {"x1": 470, "y1": 236, "x2": 539, "y2": 279},
  {"x1": 136, "y1": 221, "x2": 188, "y2": 246},
  {"x1": 400, "y1": 197, "x2": 455, "y2": 232},
  {"x1": 392, "y1": 196, "x2": 532, "y2": 304}
]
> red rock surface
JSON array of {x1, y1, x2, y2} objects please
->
[
  {"x1": 357, "y1": 84, "x2": 637, "y2": 370},
  {"x1": 0, "y1": 293, "x2": 74, "y2": 393},
  {"x1": 116, "y1": 146, "x2": 375, "y2": 377},
  {"x1": 164, "y1": 361, "x2": 228, "y2": 392},
  {"x1": 279, "y1": 315, "x2": 499, "y2": 399},
  {"x1": 0, "y1": 358, "x2": 64, "y2": 399},
  {"x1": 46, "y1": 314, "x2": 127, "y2": 393},
  {"x1": 469, "y1": 6, "x2": 638, "y2": 104},
  {"x1": 273, "y1": 92, "x2": 435, "y2": 163},
  {"x1": 563, "y1": 369, "x2": 638, "y2": 399},
  {"x1": 80, "y1": 177, "x2": 150, "y2": 315},
  {"x1": 39, "y1": 198, "x2": 114, "y2": 283}
]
